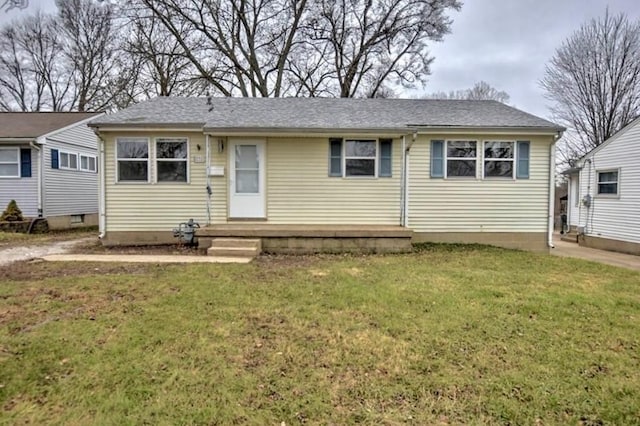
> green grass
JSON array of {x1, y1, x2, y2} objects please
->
[{"x1": 1, "y1": 246, "x2": 639, "y2": 424}]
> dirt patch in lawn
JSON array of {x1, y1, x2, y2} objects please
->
[
  {"x1": 0, "y1": 259, "x2": 159, "y2": 281},
  {"x1": 70, "y1": 239, "x2": 201, "y2": 256}
]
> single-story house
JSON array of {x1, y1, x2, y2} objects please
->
[
  {"x1": 564, "y1": 115, "x2": 640, "y2": 255},
  {"x1": 89, "y1": 97, "x2": 564, "y2": 252},
  {"x1": 0, "y1": 112, "x2": 102, "y2": 229}
]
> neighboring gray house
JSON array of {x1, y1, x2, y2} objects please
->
[
  {"x1": 0, "y1": 112, "x2": 102, "y2": 229},
  {"x1": 564, "y1": 116, "x2": 640, "y2": 255}
]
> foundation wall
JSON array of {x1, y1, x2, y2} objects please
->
[
  {"x1": 412, "y1": 232, "x2": 549, "y2": 253},
  {"x1": 579, "y1": 235, "x2": 640, "y2": 256},
  {"x1": 47, "y1": 213, "x2": 98, "y2": 230}
]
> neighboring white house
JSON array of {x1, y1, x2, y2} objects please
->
[
  {"x1": 564, "y1": 116, "x2": 640, "y2": 255},
  {"x1": 0, "y1": 112, "x2": 103, "y2": 229},
  {"x1": 88, "y1": 97, "x2": 565, "y2": 253}
]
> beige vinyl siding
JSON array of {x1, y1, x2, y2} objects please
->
[
  {"x1": 578, "y1": 120, "x2": 640, "y2": 244},
  {"x1": 103, "y1": 132, "x2": 207, "y2": 231},
  {"x1": 264, "y1": 137, "x2": 402, "y2": 224},
  {"x1": 209, "y1": 143, "x2": 227, "y2": 223},
  {"x1": 409, "y1": 134, "x2": 553, "y2": 233}
]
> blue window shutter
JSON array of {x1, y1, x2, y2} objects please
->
[
  {"x1": 51, "y1": 148, "x2": 59, "y2": 169},
  {"x1": 20, "y1": 148, "x2": 32, "y2": 177},
  {"x1": 379, "y1": 139, "x2": 392, "y2": 177},
  {"x1": 431, "y1": 140, "x2": 444, "y2": 178},
  {"x1": 329, "y1": 138, "x2": 342, "y2": 177},
  {"x1": 516, "y1": 141, "x2": 530, "y2": 179}
]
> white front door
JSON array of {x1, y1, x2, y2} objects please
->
[{"x1": 229, "y1": 139, "x2": 266, "y2": 218}]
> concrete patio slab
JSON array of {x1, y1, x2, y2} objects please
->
[
  {"x1": 552, "y1": 238, "x2": 640, "y2": 271},
  {"x1": 42, "y1": 254, "x2": 253, "y2": 264}
]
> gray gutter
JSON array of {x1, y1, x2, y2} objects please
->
[
  {"x1": 88, "y1": 122, "x2": 205, "y2": 129},
  {"x1": 410, "y1": 125, "x2": 566, "y2": 134}
]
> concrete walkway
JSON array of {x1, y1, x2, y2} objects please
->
[
  {"x1": 42, "y1": 254, "x2": 253, "y2": 264},
  {"x1": 551, "y1": 238, "x2": 640, "y2": 271}
]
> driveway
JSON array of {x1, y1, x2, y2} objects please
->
[
  {"x1": 0, "y1": 237, "x2": 95, "y2": 266},
  {"x1": 552, "y1": 237, "x2": 640, "y2": 271}
]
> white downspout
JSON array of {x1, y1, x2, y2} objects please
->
[
  {"x1": 548, "y1": 137, "x2": 558, "y2": 248},
  {"x1": 205, "y1": 134, "x2": 212, "y2": 225},
  {"x1": 402, "y1": 131, "x2": 416, "y2": 228},
  {"x1": 400, "y1": 135, "x2": 406, "y2": 226},
  {"x1": 30, "y1": 140, "x2": 43, "y2": 217},
  {"x1": 95, "y1": 131, "x2": 107, "y2": 239}
]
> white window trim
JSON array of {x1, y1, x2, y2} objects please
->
[
  {"x1": 445, "y1": 140, "x2": 478, "y2": 179},
  {"x1": 79, "y1": 154, "x2": 97, "y2": 173},
  {"x1": 596, "y1": 168, "x2": 620, "y2": 198},
  {"x1": 59, "y1": 150, "x2": 79, "y2": 171},
  {"x1": 116, "y1": 137, "x2": 150, "y2": 184},
  {"x1": 155, "y1": 137, "x2": 190, "y2": 184},
  {"x1": 482, "y1": 140, "x2": 516, "y2": 179},
  {"x1": 343, "y1": 139, "x2": 378, "y2": 178},
  {"x1": 0, "y1": 147, "x2": 20, "y2": 178}
]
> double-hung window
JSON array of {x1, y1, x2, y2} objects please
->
[
  {"x1": 117, "y1": 138, "x2": 149, "y2": 182},
  {"x1": 329, "y1": 138, "x2": 392, "y2": 178},
  {"x1": 431, "y1": 140, "x2": 530, "y2": 180},
  {"x1": 483, "y1": 141, "x2": 514, "y2": 178},
  {"x1": 446, "y1": 140, "x2": 477, "y2": 177},
  {"x1": 156, "y1": 138, "x2": 188, "y2": 182},
  {"x1": 0, "y1": 148, "x2": 20, "y2": 177},
  {"x1": 597, "y1": 170, "x2": 619, "y2": 196},
  {"x1": 59, "y1": 151, "x2": 78, "y2": 170},
  {"x1": 80, "y1": 154, "x2": 97, "y2": 172},
  {"x1": 345, "y1": 140, "x2": 376, "y2": 177}
]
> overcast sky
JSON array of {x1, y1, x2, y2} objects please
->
[{"x1": 1, "y1": 0, "x2": 639, "y2": 119}]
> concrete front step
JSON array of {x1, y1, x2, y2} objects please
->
[
  {"x1": 560, "y1": 233, "x2": 579, "y2": 243},
  {"x1": 207, "y1": 238, "x2": 262, "y2": 258}
]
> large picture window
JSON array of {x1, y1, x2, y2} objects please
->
[
  {"x1": 345, "y1": 140, "x2": 376, "y2": 177},
  {"x1": 0, "y1": 148, "x2": 19, "y2": 177},
  {"x1": 156, "y1": 138, "x2": 188, "y2": 182},
  {"x1": 446, "y1": 141, "x2": 477, "y2": 177},
  {"x1": 117, "y1": 138, "x2": 149, "y2": 182},
  {"x1": 484, "y1": 141, "x2": 514, "y2": 178},
  {"x1": 597, "y1": 170, "x2": 619, "y2": 195}
]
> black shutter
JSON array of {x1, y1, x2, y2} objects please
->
[
  {"x1": 20, "y1": 148, "x2": 31, "y2": 177},
  {"x1": 51, "y1": 148, "x2": 59, "y2": 169}
]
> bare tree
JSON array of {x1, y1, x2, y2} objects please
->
[
  {"x1": 307, "y1": 0, "x2": 461, "y2": 98},
  {"x1": 541, "y1": 10, "x2": 640, "y2": 160},
  {"x1": 56, "y1": 0, "x2": 120, "y2": 111},
  {"x1": 137, "y1": 0, "x2": 309, "y2": 97},
  {"x1": 122, "y1": 3, "x2": 207, "y2": 98},
  {"x1": 0, "y1": 12, "x2": 73, "y2": 111},
  {"x1": 426, "y1": 81, "x2": 510, "y2": 103}
]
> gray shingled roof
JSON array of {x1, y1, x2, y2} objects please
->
[
  {"x1": 90, "y1": 97, "x2": 563, "y2": 132},
  {"x1": 0, "y1": 112, "x2": 101, "y2": 139}
]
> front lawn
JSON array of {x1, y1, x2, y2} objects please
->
[{"x1": 1, "y1": 246, "x2": 639, "y2": 424}]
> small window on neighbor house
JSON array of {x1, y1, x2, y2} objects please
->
[
  {"x1": 70, "y1": 214, "x2": 84, "y2": 224},
  {"x1": 156, "y1": 138, "x2": 188, "y2": 182},
  {"x1": 80, "y1": 154, "x2": 97, "y2": 173},
  {"x1": 0, "y1": 148, "x2": 20, "y2": 177},
  {"x1": 484, "y1": 141, "x2": 514, "y2": 178},
  {"x1": 446, "y1": 140, "x2": 477, "y2": 177},
  {"x1": 597, "y1": 170, "x2": 619, "y2": 195},
  {"x1": 59, "y1": 151, "x2": 78, "y2": 170},
  {"x1": 117, "y1": 138, "x2": 149, "y2": 182}
]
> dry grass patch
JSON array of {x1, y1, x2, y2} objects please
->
[{"x1": 1, "y1": 247, "x2": 639, "y2": 424}]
